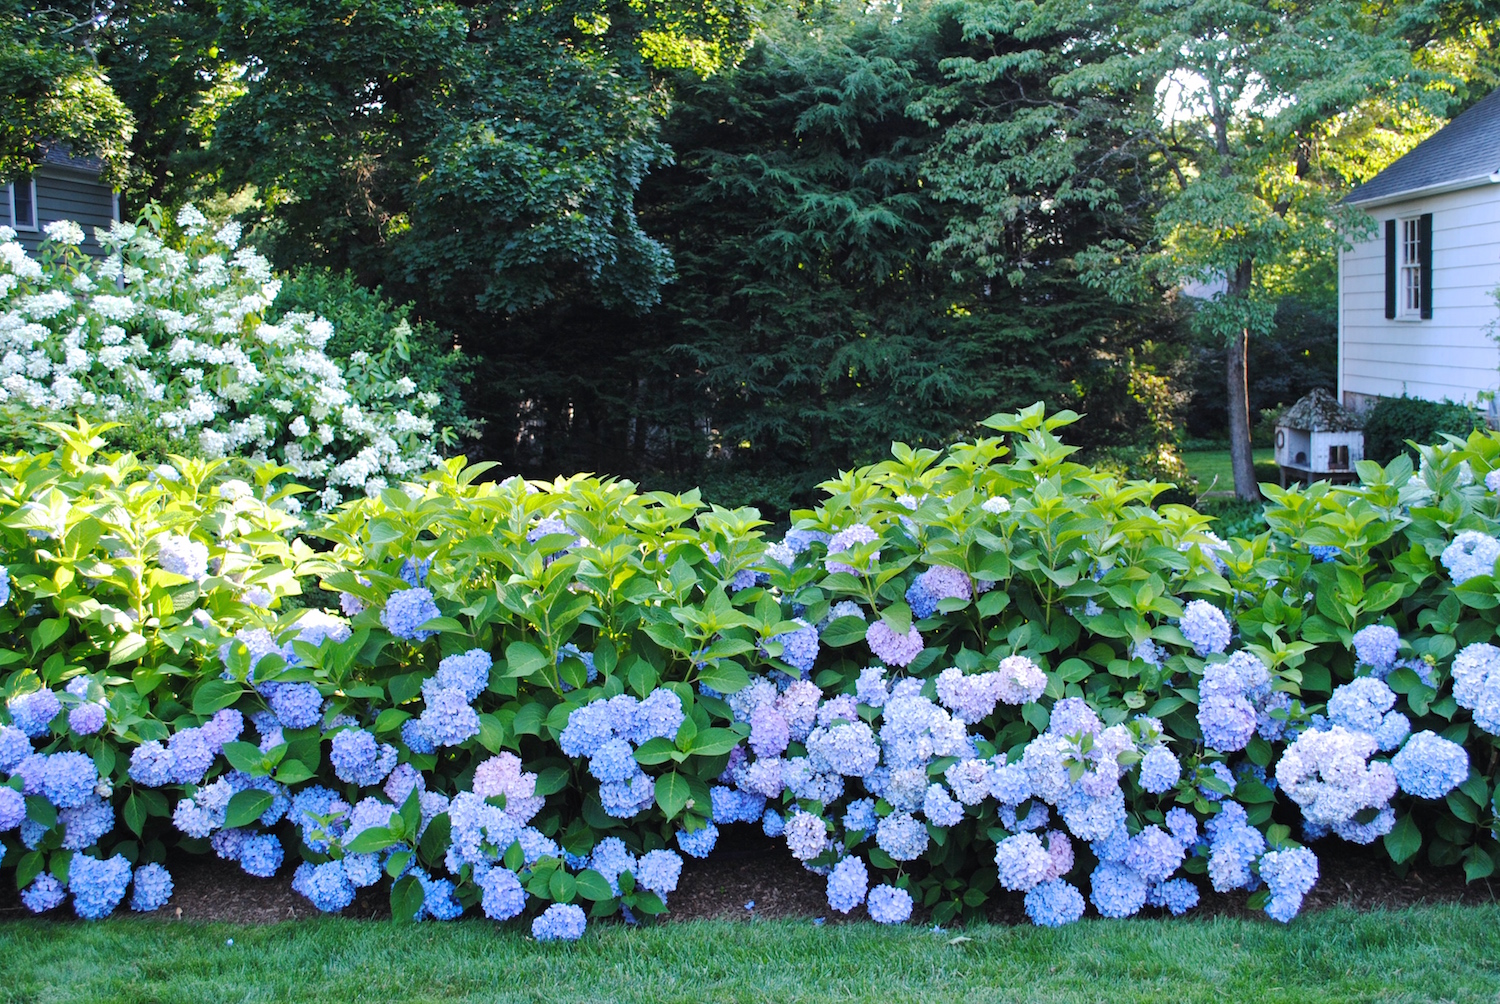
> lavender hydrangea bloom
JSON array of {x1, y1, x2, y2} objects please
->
[
  {"x1": 480, "y1": 867, "x2": 527, "y2": 920},
  {"x1": 749, "y1": 704, "x2": 790, "y2": 759},
  {"x1": 1441, "y1": 531, "x2": 1500, "y2": 584},
  {"x1": 130, "y1": 863, "x2": 173, "y2": 912},
  {"x1": 633, "y1": 689, "x2": 685, "y2": 744},
  {"x1": 1124, "y1": 826, "x2": 1185, "y2": 884},
  {"x1": 1147, "y1": 878, "x2": 1199, "y2": 916},
  {"x1": 8, "y1": 689, "x2": 60, "y2": 737},
  {"x1": 1024, "y1": 879, "x2": 1085, "y2": 927},
  {"x1": 826, "y1": 523, "x2": 879, "y2": 575},
  {"x1": 995, "y1": 655, "x2": 1047, "y2": 705},
  {"x1": 1179, "y1": 600, "x2": 1231, "y2": 656},
  {"x1": 866, "y1": 621, "x2": 924, "y2": 668},
  {"x1": 1205, "y1": 803, "x2": 1267, "y2": 892},
  {"x1": 532, "y1": 902, "x2": 587, "y2": 941},
  {"x1": 380, "y1": 587, "x2": 442, "y2": 641},
  {"x1": 826, "y1": 856, "x2": 869, "y2": 913},
  {"x1": 0, "y1": 565, "x2": 8, "y2": 605},
  {"x1": 128, "y1": 741, "x2": 175, "y2": 787},
  {"x1": 995, "y1": 832, "x2": 1052, "y2": 891},
  {"x1": 68, "y1": 702, "x2": 106, "y2": 736},
  {"x1": 1276, "y1": 725, "x2": 1396, "y2": 827},
  {"x1": 1327, "y1": 678, "x2": 1397, "y2": 735},
  {"x1": 905, "y1": 566, "x2": 972, "y2": 619},
  {"x1": 1090, "y1": 860, "x2": 1148, "y2": 918},
  {"x1": 1392, "y1": 731, "x2": 1469, "y2": 799},
  {"x1": 68, "y1": 853, "x2": 132, "y2": 919},
  {"x1": 855, "y1": 666, "x2": 889, "y2": 707},
  {"x1": 866, "y1": 884, "x2": 913, "y2": 924},
  {"x1": 785, "y1": 811, "x2": 829, "y2": 861},
  {"x1": 267, "y1": 682, "x2": 323, "y2": 730},
  {"x1": 875, "y1": 811, "x2": 928, "y2": 862},
  {"x1": 1198, "y1": 695, "x2": 1258, "y2": 752}
]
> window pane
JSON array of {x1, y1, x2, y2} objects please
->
[{"x1": 12, "y1": 180, "x2": 34, "y2": 228}]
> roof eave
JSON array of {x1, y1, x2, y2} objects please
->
[{"x1": 1343, "y1": 171, "x2": 1500, "y2": 209}]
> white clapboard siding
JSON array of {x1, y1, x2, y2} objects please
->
[
  {"x1": 1339, "y1": 183, "x2": 1500, "y2": 407},
  {"x1": 6, "y1": 166, "x2": 119, "y2": 259}
]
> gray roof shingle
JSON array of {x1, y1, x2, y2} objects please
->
[{"x1": 1343, "y1": 87, "x2": 1500, "y2": 206}]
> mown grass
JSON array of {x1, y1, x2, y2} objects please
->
[
  {"x1": 2, "y1": 905, "x2": 1499, "y2": 1004},
  {"x1": 1181, "y1": 448, "x2": 1277, "y2": 493}
]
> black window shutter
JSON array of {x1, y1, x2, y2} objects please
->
[
  {"x1": 1384, "y1": 219, "x2": 1397, "y2": 319},
  {"x1": 1419, "y1": 212, "x2": 1433, "y2": 319}
]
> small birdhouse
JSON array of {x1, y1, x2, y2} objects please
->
[{"x1": 1274, "y1": 388, "x2": 1365, "y2": 486}]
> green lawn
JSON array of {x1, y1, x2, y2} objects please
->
[
  {"x1": 2, "y1": 906, "x2": 1499, "y2": 1003},
  {"x1": 1182, "y1": 449, "x2": 1277, "y2": 492}
]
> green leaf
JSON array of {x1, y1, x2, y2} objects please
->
[
  {"x1": 1384, "y1": 813, "x2": 1422, "y2": 864},
  {"x1": 635, "y1": 736, "x2": 679, "y2": 765},
  {"x1": 655, "y1": 771, "x2": 691, "y2": 820},
  {"x1": 345, "y1": 825, "x2": 399, "y2": 855},
  {"x1": 575, "y1": 869, "x2": 616, "y2": 902},
  {"x1": 419, "y1": 812, "x2": 451, "y2": 863},
  {"x1": 191, "y1": 680, "x2": 243, "y2": 715},
  {"x1": 478, "y1": 712, "x2": 506, "y2": 753},
  {"x1": 685, "y1": 727, "x2": 741, "y2": 757},
  {"x1": 391, "y1": 875, "x2": 426, "y2": 922},
  {"x1": 504, "y1": 641, "x2": 549, "y2": 678},
  {"x1": 25, "y1": 795, "x2": 56, "y2": 829},
  {"x1": 697, "y1": 662, "x2": 749, "y2": 695},
  {"x1": 274, "y1": 759, "x2": 316, "y2": 785},
  {"x1": 14, "y1": 850, "x2": 44, "y2": 891},
  {"x1": 385, "y1": 850, "x2": 412, "y2": 879},
  {"x1": 820, "y1": 616, "x2": 868, "y2": 647},
  {"x1": 222, "y1": 741, "x2": 268, "y2": 775},
  {"x1": 123, "y1": 793, "x2": 147, "y2": 836},
  {"x1": 549, "y1": 869, "x2": 577, "y2": 903},
  {"x1": 881, "y1": 602, "x2": 913, "y2": 635},
  {"x1": 224, "y1": 789, "x2": 274, "y2": 829}
]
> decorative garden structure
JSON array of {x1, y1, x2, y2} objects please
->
[{"x1": 1274, "y1": 388, "x2": 1365, "y2": 486}]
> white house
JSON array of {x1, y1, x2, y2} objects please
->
[{"x1": 1339, "y1": 87, "x2": 1500, "y2": 414}]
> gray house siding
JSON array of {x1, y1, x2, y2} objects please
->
[{"x1": 4, "y1": 155, "x2": 119, "y2": 257}]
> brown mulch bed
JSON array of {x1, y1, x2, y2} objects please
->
[{"x1": 0, "y1": 826, "x2": 1494, "y2": 926}]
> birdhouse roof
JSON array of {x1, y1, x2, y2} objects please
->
[{"x1": 1278, "y1": 388, "x2": 1364, "y2": 432}]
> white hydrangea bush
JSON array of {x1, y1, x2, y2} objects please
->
[{"x1": 0, "y1": 207, "x2": 443, "y2": 506}]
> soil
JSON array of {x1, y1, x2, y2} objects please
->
[{"x1": 1, "y1": 825, "x2": 1494, "y2": 927}]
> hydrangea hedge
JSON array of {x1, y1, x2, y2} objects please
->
[{"x1": 2, "y1": 402, "x2": 1499, "y2": 937}]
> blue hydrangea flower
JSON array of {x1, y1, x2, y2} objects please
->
[
  {"x1": 1259, "y1": 846, "x2": 1318, "y2": 923},
  {"x1": 532, "y1": 902, "x2": 587, "y2": 941},
  {"x1": 130, "y1": 863, "x2": 173, "y2": 912},
  {"x1": 292, "y1": 860, "x2": 356, "y2": 913},
  {"x1": 995, "y1": 832, "x2": 1052, "y2": 891},
  {"x1": 1452, "y1": 643, "x2": 1500, "y2": 734},
  {"x1": 157, "y1": 535, "x2": 209, "y2": 582},
  {"x1": 1147, "y1": 878, "x2": 1199, "y2": 916},
  {"x1": 267, "y1": 682, "x2": 323, "y2": 730},
  {"x1": 875, "y1": 811, "x2": 928, "y2": 862},
  {"x1": 905, "y1": 566, "x2": 972, "y2": 619},
  {"x1": 676, "y1": 821, "x2": 719, "y2": 859},
  {"x1": 1124, "y1": 825, "x2": 1185, "y2": 884},
  {"x1": 636, "y1": 849, "x2": 684, "y2": 897},
  {"x1": 632, "y1": 689, "x2": 685, "y2": 744},
  {"x1": 1164, "y1": 807, "x2": 1198, "y2": 846},
  {"x1": 1441, "y1": 531, "x2": 1500, "y2": 584},
  {"x1": 826, "y1": 856, "x2": 869, "y2": 913},
  {"x1": 1198, "y1": 695, "x2": 1257, "y2": 752},
  {"x1": 0, "y1": 564, "x2": 9, "y2": 604},
  {"x1": 68, "y1": 853, "x2": 132, "y2": 920},
  {"x1": 1179, "y1": 601, "x2": 1231, "y2": 656},
  {"x1": 41, "y1": 751, "x2": 97, "y2": 808},
  {"x1": 1024, "y1": 878, "x2": 1084, "y2": 927},
  {"x1": 330, "y1": 728, "x2": 398, "y2": 786},
  {"x1": 21, "y1": 873, "x2": 65, "y2": 913},
  {"x1": 855, "y1": 666, "x2": 889, "y2": 708},
  {"x1": 1352, "y1": 624, "x2": 1400, "y2": 673},
  {"x1": 8, "y1": 688, "x2": 60, "y2": 737},
  {"x1": 401, "y1": 718, "x2": 436, "y2": 754},
  {"x1": 414, "y1": 870, "x2": 464, "y2": 921},
  {"x1": 418, "y1": 687, "x2": 480, "y2": 747},
  {"x1": 710, "y1": 785, "x2": 765, "y2": 825},
  {"x1": 1308, "y1": 545, "x2": 1341, "y2": 563},
  {"x1": 381, "y1": 587, "x2": 442, "y2": 641},
  {"x1": 59, "y1": 796, "x2": 114, "y2": 849},
  {"x1": 866, "y1": 883, "x2": 913, "y2": 924},
  {"x1": 770, "y1": 619, "x2": 820, "y2": 675},
  {"x1": 0, "y1": 786, "x2": 23, "y2": 831},
  {"x1": 0, "y1": 724, "x2": 30, "y2": 771},
  {"x1": 1392, "y1": 730, "x2": 1469, "y2": 799},
  {"x1": 762, "y1": 809, "x2": 785, "y2": 837},
  {"x1": 399, "y1": 557, "x2": 432, "y2": 587},
  {"x1": 587, "y1": 737, "x2": 639, "y2": 784},
  {"x1": 1138, "y1": 745, "x2": 1180, "y2": 793},
  {"x1": 1205, "y1": 802, "x2": 1267, "y2": 892},
  {"x1": 128, "y1": 741, "x2": 175, "y2": 787},
  {"x1": 1090, "y1": 860, "x2": 1148, "y2": 918},
  {"x1": 1327, "y1": 678, "x2": 1396, "y2": 734},
  {"x1": 785, "y1": 811, "x2": 830, "y2": 861},
  {"x1": 239, "y1": 833, "x2": 284, "y2": 878},
  {"x1": 480, "y1": 867, "x2": 527, "y2": 920},
  {"x1": 433, "y1": 648, "x2": 491, "y2": 702},
  {"x1": 923, "y1": 783, "x2": 964, "y2": 827}
]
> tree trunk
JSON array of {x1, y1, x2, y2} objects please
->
[{"x1": 1226, "y1": 260, "x2": 1259, "y2": 501}]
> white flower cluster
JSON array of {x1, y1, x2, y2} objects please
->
[{"x1": 0, "y1": 212, "x2": 442, "y2": 505}]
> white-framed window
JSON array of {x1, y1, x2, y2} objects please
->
[
  {"x1": 1398, "y1": 215, "x2": 1423, "y2": 318},
  {"x1": 7, "y1": 178, "x2": 38, "y2": 231}
]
